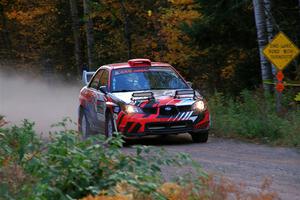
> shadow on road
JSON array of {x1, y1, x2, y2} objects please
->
[{"x1": 123, "y1": 133, "x2": 193, "y2": 147}]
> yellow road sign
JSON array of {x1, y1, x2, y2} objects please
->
[{"x1": 263, "y1": 32, "x2": 300, "y2": 70}]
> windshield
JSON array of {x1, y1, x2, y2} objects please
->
[{"x1": 111, "y1": 67, "x2": 189, "y2": 92}]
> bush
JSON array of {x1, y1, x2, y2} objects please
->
[
  {"x1": 81, "y1": 176, "x2": 279, "y2": 200},
  {"x1": 0, "y1": 118, "x2": 204, "y2": 199},
  {"x1": 209, "y1": 90, "x2": 300, "y2": 146},
  {"x1": 0, "y1": 118, "x2": 279, "y2": 200}
]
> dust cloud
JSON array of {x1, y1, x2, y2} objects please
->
[{"x1": 0, "y1": 69, "x2": 81, "y2": 135}]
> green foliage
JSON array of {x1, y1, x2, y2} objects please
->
[
  {"x1": 209, "y1": 90, "x2": 300, "y2": 146},
  {"x1": 186, "y1": 0, "x2": 261, "y2": 94},
  {"x1": 0, "y1": 119, "x2": 205, "y2": 200},
  {"x1": 0, "y1": 120, "x2": 41, "y2": 166}
]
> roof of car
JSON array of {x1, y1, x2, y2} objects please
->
[{"x1": 103, "y1": 60, "x2": 172, "y2": 69}]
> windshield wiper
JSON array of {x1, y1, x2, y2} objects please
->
[{"x1": 113, "y1": 89, "x2": 135, "y2": 92}]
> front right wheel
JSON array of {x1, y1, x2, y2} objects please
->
[{"x1": 189, "y1": 131, "x2": 209, "y2": 143}]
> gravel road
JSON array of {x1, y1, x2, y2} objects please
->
[{"x1": 123, "y1": 134, "x2": 300, "y2": 200}]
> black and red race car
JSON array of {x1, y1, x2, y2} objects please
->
[{"x1": 78, "y1": 59, "x2": 210, "y2": 143}]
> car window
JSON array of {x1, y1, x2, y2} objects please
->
[
  {"x1": 99, "y1": 70, "x2": 109, "y2": 87},
  {"x1": 111, "y1": 67, "x2": 189, "y2": 92},
  {"x1": 90, "y1": 70, "x2": 103, "y2": 89}
]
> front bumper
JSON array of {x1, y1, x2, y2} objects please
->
[
  {"x1": 124, "y1": 126, "x2": 209, "y2": 137},
  {"x1": 116, "y1": 110, "x2": 210, "y2": 138}
]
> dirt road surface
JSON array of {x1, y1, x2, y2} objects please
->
[{"x1": 124, "y1": 134, "x2": 300, "y2": 200}]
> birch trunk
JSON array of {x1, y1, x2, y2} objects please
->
[
  {"x1": 264, "y1": 0, "x2": 282, "y2": 112},
  {"x1": 252, "y1": 0, "x2": 273, "y2": 92},
  {"x1": 69, "y1": 0, "x2": 82, "y2": 75},
  {"x1": 263, "y1": 0, "x2": 276, "y2": 79},
  {"x1": 83, "y1": 0, "x2": 95, "y2": 71}
]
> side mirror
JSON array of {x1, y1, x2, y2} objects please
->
[
  {"x1": 99, "y1": 86, "x2": 108, "y2": 94},
  {"x1": 186, "y1": 81, "x2": 193, "y2": 88}
]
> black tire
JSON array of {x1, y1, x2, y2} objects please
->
[
  {"x1": 105, "y1": 112, "x2": 115, "y2": 138},
  {"x1": 79, "y1": 108, "x2": 92, "y2": 139},
  {"x1": 189, "y1": 131, "x2": 209, "y2": 143}
]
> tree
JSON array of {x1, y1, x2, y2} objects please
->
[
  {"x1": 157, "y1": 0, "x2": 200, "y2": 75},
  {"x1": 252, "y1": 0, "x2": 273, "y2": 92},
  {"x1": 263, "y1": 0, "x2": 276, "y2": 78},
  {"x1": 119, "y1": 0, "x2": 131, "y2": 59},
  {"x1": 69, "y1": 0, "x2": 83, "y2": 75},
  {"x1": 263, "y1": 0, "x2": 283, "y2": 113},
  {"x1": 83, "y1": 0, "x2": 95, "y2": 70},
  {"x1": 186, "y1": 0, "x2": 261, "y2": 94},
  {"x1": 0, "y1": 1, "x2": 11, "y2": 54},
  {"x1": 298, "y1": 0, "x2": 300, "y2": 78}
]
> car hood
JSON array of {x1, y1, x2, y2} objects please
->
[{"x1": 111, "y1": 90, "x2": 196, "y2": 106}]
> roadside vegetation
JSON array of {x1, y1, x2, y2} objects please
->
[
  {"x1": 0, "y1": 117, "x2": 278, "y2": 200},
  {"x1": 209, "y1": 90, "x2": 300, "y2": 147}
]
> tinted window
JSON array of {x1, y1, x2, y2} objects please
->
[
  {"x1": 90, "y1": 70, "x2": 103, "y2": 89},
  {"x1": 99, "y1": 70, "x2": 109, "y2": 87},
  {"x1": 111, "y1": 67, "x2": 189, "y2": 92}
]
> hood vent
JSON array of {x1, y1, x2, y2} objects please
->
[
  {"x1": 131, "y1": 91, "x2": 154, "y2": 101},
  {"x1": 175, "y1": 89, "x2": 195, "y2": 99}
]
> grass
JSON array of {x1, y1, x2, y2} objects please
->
[{"x1": 208, "y1": 89, "x2": 300, "y2": 147}]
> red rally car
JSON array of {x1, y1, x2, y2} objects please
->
[{"x1": 78, "y1": 59, "x2": 210, "y2": 143}]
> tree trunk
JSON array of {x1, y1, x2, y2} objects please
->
[
  {"x1": 263, "y1": 0, "x2": 282, "y2": 113},
  {"x1": 263, "y1": 0, "x2": 276, "y2": 79},
  {"x1": 83, "y1": 0, "x2": 95, "y2": 71},
  {"x1": 252, "y1": 0, "x2": 273, "y2": 92},
  {"x1": 69, "y1": 0, "x2": 83, "y2": 75},
  {"x1": 297, "y1": 0, "x2": 300, "y2": 78},
  {"x1": 120, "y1": 0, "x2": 132, "y2": 59}
]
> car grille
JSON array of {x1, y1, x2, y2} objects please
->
[
  {"x1": 159, "y1": 105, "x2": 192, "y2": 116},
  {"x1": 177, "y1": 105, "x2": 192, "y2": 112},
  {"x1": 145, "y1": 121, "x2": 192, "y2": 133},
  {"x1": 142, "y1": 107, "x2": 157, "y2": 114},
  {"x1": 159, "y1": 106, "x2": 178, "y2": 116}
]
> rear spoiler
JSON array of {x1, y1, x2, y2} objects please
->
[{"x1": 82, "y1": 70, "x2": 95, "y2": 85}]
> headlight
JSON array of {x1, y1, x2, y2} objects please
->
[
  {"x1": 192, "y1": 100, "x2": 207, "y2": 112},
  {"x1": 124, "y1": 105, "x2": 143, "y2": 114}
]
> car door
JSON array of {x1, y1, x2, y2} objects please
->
[
  {"x1": 85, "y1": 69, "x2": 103, "y2": 131},
  {"x1": 85, "y1": 70, "x2": 103, "y2": 130},
  {"x1": 93, "y1": 69, "x2": 109, "y2": 133}
]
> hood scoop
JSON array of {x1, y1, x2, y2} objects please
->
[
  {"x1": 131, "y1": 91, "x2": 154, "y2": 101},
  {"x1": 175, "y1": 89, "x2": 195, "y2": 99}
]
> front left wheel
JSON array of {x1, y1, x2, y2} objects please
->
[{"x1": 79, "y1": 109, "x2": 92, "y2": 139}]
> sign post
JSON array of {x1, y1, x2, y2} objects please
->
[{"x1": 263, "y1": 32, "x2": 300, "y2": 113}]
